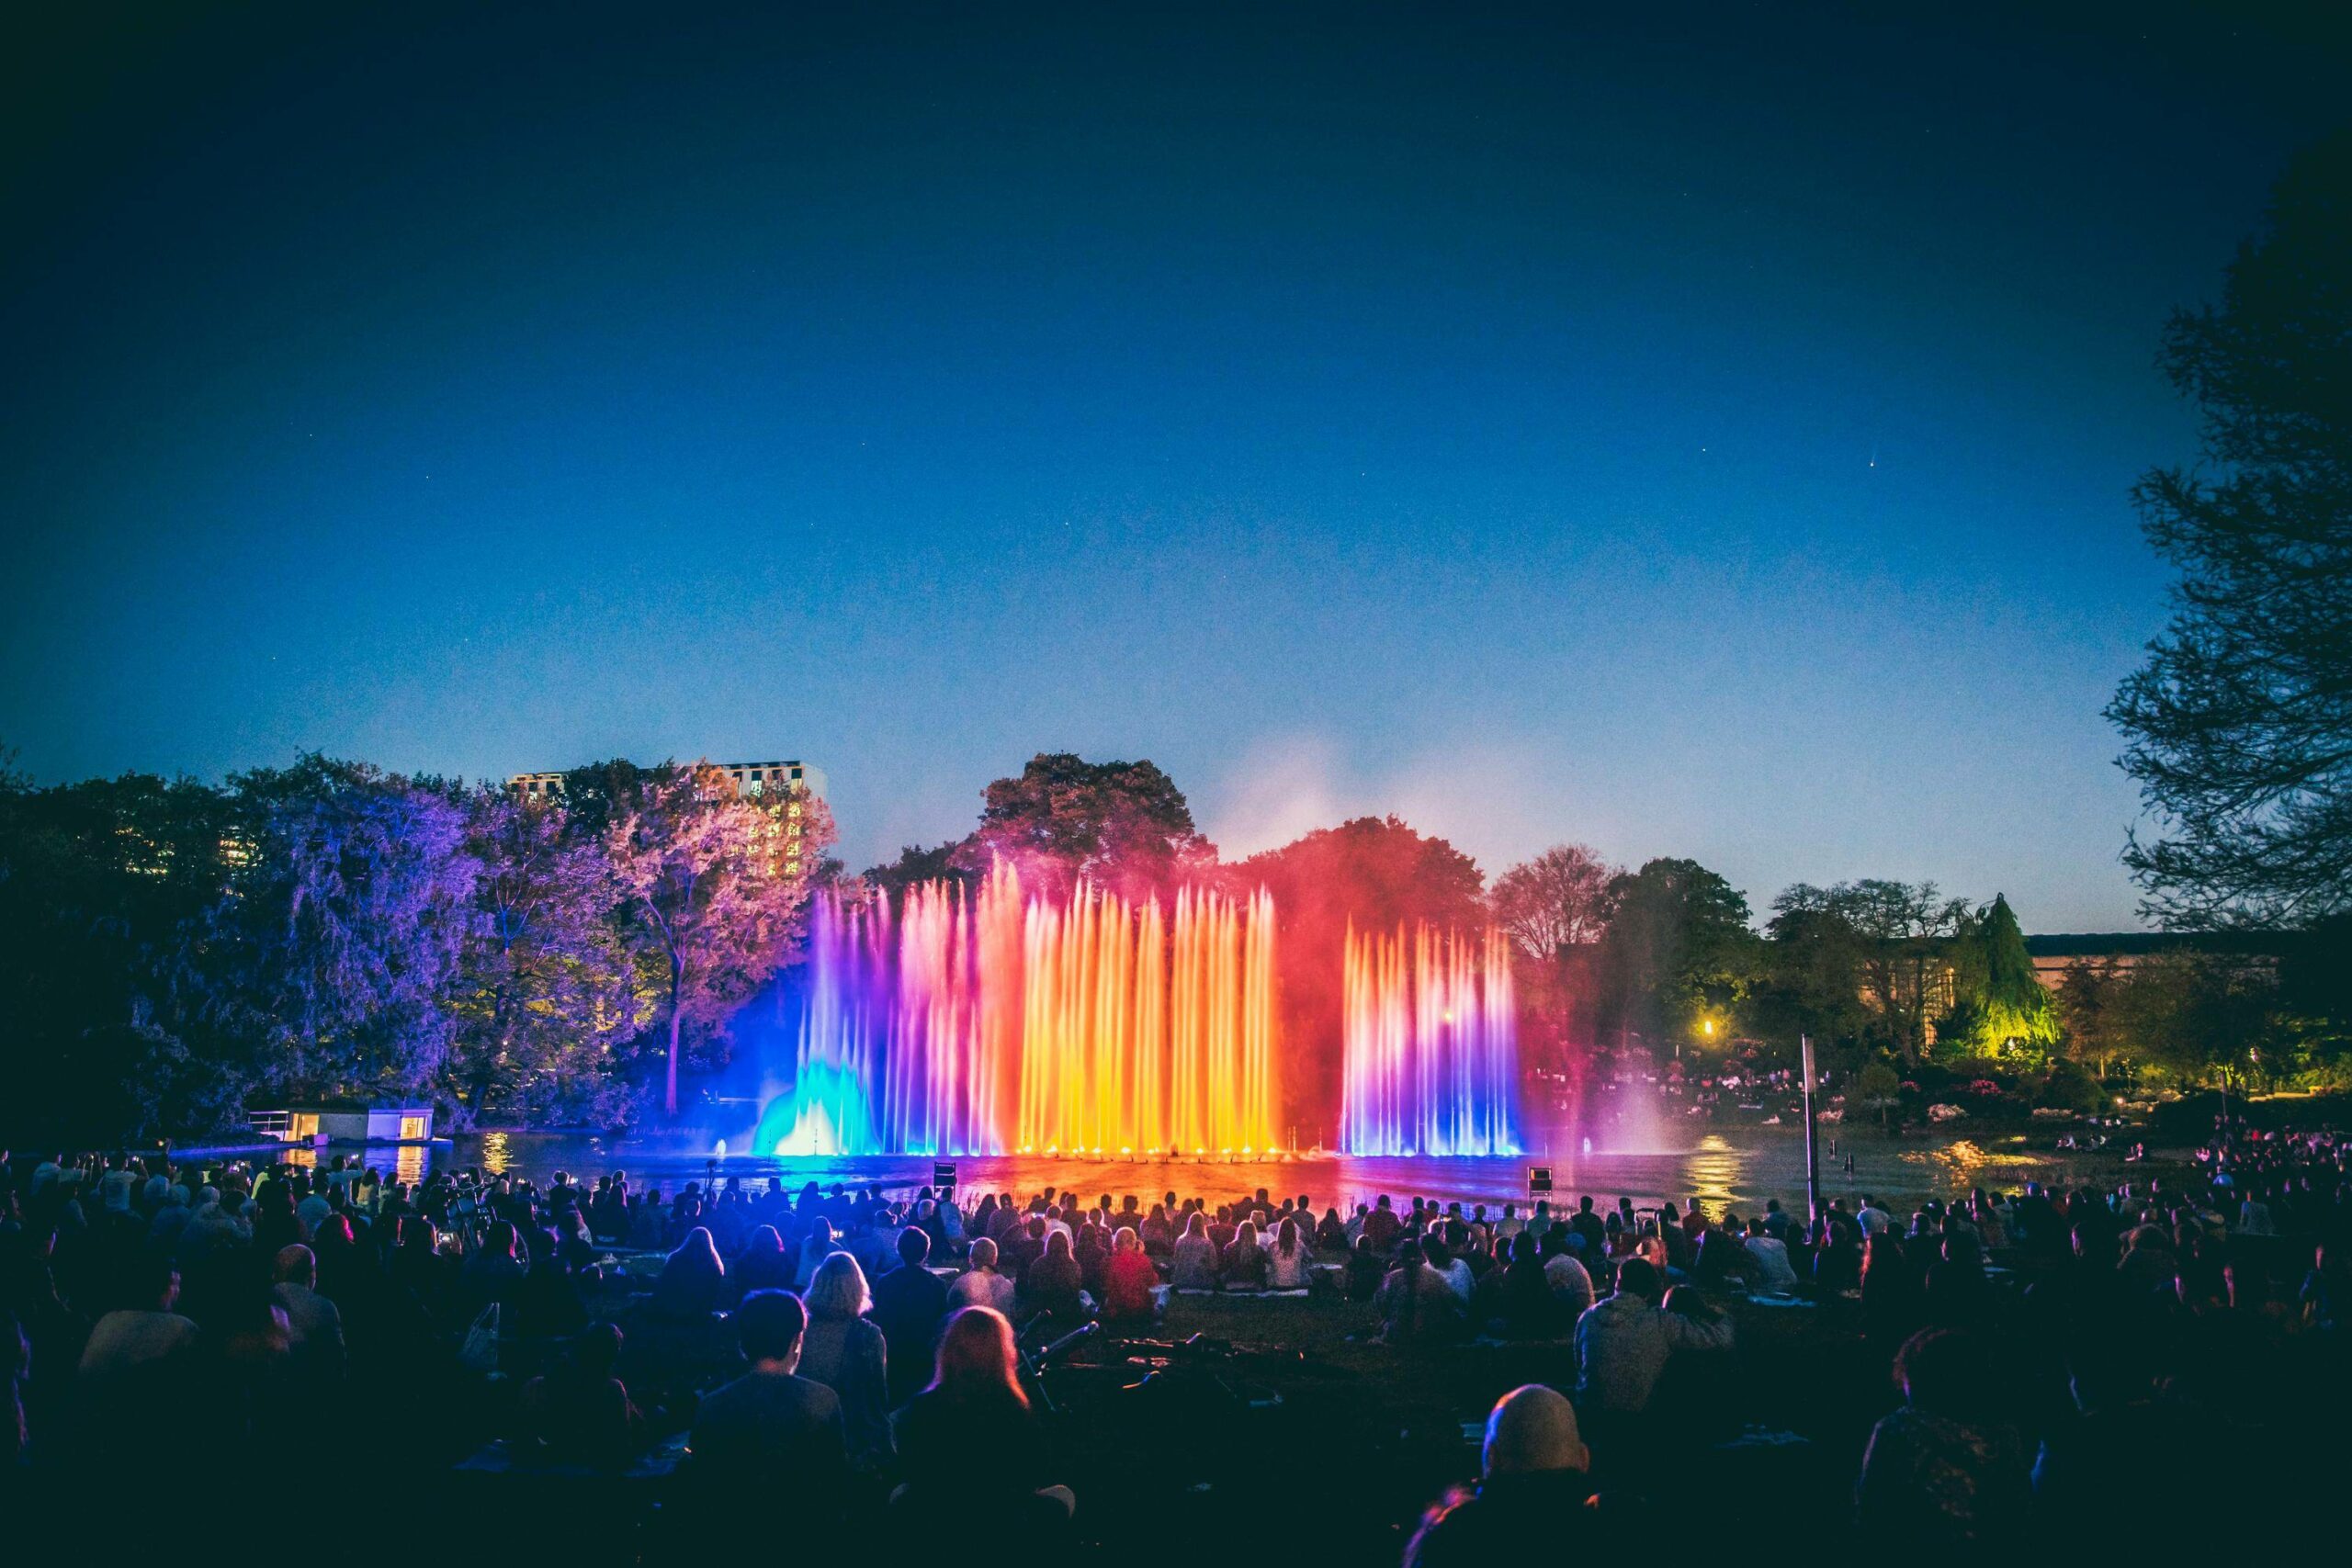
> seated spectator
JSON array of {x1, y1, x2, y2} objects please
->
[
  {"x1": 1406, "y1": 1384, "x2": 1598, "y2": 1565},
  {"x1": 462, "y1": 1220, "x2": 529, "y2": 1313},
  {"x1": 1497, "y1": 1233, "x2": 1562, "y2": 1338},
  {"x1": 690, "y1": 1290, "x2": 848, "y2": 1488},
  {"x1": 1743, "y1": 1216, "x2": 1801, "y2": 1293},
  {"x1": 890, "y1": 1307, "x2": 1071, "y2": 1535},
  {"x1": 1343, "y1": 1235, "x2": 1387, "y2": 1303},
  {"x1": 1102, "y1": 1226, "x2": 1160, "y2": 1322},
  {"x1": 1541, "y1": 1236, "x2": 1595, "y2": 1318},
  {"x1": 870, "y1": 1226, "x2": 950, "y2": 1405},
  {"x1": 1855, "y1": 1327, "x2": 2030, "y2": 1548},
  {"x1": 1018, "y1": 1230, "x2": 1085, "y2": 1323},
  {"x1": 1573, "y1": 1258, "x2": 1731, "y2": 1417},
  {"x1": 1265, "y1": 1218, "x2": 1313, "y2": 1290},
  {"x1": 1170, "y1": 1213, "x2": 1218, "y2": 1291},
  {"x1": 269, "y1": 1244, "x2": 345, "y2": 1379},
  {"x1": 1377, "y1": 1240, "x2": 1465, "y2": 1344},
  {"x1": 949, "y1": 1237, "x2": 1018, "y2": 1314},
  {"x1": 1223, "y1": 1219, "x2": 1268, "y2": 1289},
  {"x1": 518, "y1": 1323, "x2": 645, "y2": 1469},
  {"x1": 651, "y1": 1226, "x2": 727, "y2": 1321},
  {"x1": 796, "y1": 1217, "x2": 843, "y2": 1289},
  {"x1": 77, "y1": 1255, "x2": 200, "y2": 1429},
  {"x1": 734, "y1": 1224, "x2": 796, "y2": 1297},
  {"x1": 798, "y1": 1254, "x2": 892, "y2": 1470}
]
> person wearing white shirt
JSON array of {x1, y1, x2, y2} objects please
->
[
  {"x1": 947, "y1": 1237, "x2": 1018, "y2": 1314},
  {"x1": 1741, "y1": 1218, "x2": 1801, "y2": 1294}
]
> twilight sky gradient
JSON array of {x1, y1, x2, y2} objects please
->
[{"x1": 7, "y1": 3, "x2": 2349, "y2": 931}]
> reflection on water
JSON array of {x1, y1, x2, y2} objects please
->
[
  {"x1": 411, "y1": 1123, "x2": 2113, "y2": 1214},
  {"x1": 277, "y1": 1142, "x2": 433, "y2": 1185}
]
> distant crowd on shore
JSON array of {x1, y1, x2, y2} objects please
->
[{"x1": 3, "y1": 1115, "x2": 2345, "y2": 1559}]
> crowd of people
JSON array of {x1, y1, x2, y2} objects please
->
[{"x1": 2, "y1": 1118, "x2": 2346, "y2": 1559}]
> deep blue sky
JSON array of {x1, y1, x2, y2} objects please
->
[{"x1": 6, "y1": 3, "x2": 2347, "y2": 930}]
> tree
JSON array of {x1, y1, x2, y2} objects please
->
[
  {"x1": 0, "y1": 767, "x2": 249, "y2": 1139},
  {"x1": 1770, "y1": 880, "x2": 1968, "y2": 1064},
  {"x1": 217, "y1": 757, "x2": 477, "y2": 1100},
  {"x1": 1491, "y1": 843, "x2": 1620, "y2": 1073},
  {"x1": 608, "y1": 764, "x2": 832, "y2": 1115},
  {"x1": 1490, "y1": 843, "x2": 1618, "y2": 960},
  {"x1": 2109, "y1": 134, "x2": 2352, "y2": 929},
  {"x1": 452, "y1": 787, "x2": 646, "y2": 1127},
  {"x1": 1595, "y1": 859, "x2": 1761, "y2": 1051},
  {"x1": 2053, "y1": 956, "x2": 2129, "y2": 1079},
  {"x1": 1237, "y1": 815, "x2": 1490, "y2": 1135},
  {"x1": 1755, "y1": 895, "x2": 1875, "y2": 1061},
  {"x1": 1852, "y1": 1061, "x2": 1903, "y2": 1131},
  {"x1": 2108, "y1": 950, "x2": 2278, "y2": 1089},
  {"x1": 865, "y1": 840, "x2": 971, "y2": 897},
  {"x1": 952, "y1": 752, "x2": 1213, "y2": 902},
  {"x1": 1939, "y1": 894, "x2": 2062, "y2": 1061}
]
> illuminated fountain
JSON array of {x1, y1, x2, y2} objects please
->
[
  {"x1": 1340, "y1": 923, "x2": 1520, "y2": 1156},
  {"x1": 754, "y1": 864, "x2": 1280, "y2": 1157}
]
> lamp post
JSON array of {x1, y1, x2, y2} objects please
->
[{"x1": 1801, "y1": 1033, "x2": 1822, "y2": 1225}]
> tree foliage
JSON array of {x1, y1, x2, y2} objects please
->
[
  {"x1": 607, "y1": 764, "x2": 834, "y2": 1115},
  {"x1": 452, "y1": 787, "x2": 647, "y2": 1127},
  {"x1": 1939, "y1": 893, "x2": 2062, "y2": 1061},
  {"x1": 1237, "y1": 815, "x2": 1489, "y2": 1134},
  {"x1": 2109, "y1": 133, "x2": 2352, "y2": 929},
  {"x1": 950, "y1": 752, "x2": 1214, "y2": 902},
  {"x1": 216, "y1": 758, "x2": 477, "y2": 1099},
  {"x1": 1770, "y1": 880, "x2": 1968, "y2": 1063},
  {"x1": 1595, "y1": 858, "x2": 1761, "y2": 1051},
  {"x1": 1490, "y1": 842, "x2": 1618, "y2": 960}
]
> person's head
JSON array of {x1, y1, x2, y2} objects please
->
[
  {"x1": 968, "y1": 1236, "x2": 1000, "y2": 1271},
  {"x1": 1276, "y1": 1218, "x2": 1299, "y2": 1254},
  {"x1": 1183, "y1": 1212, "x2": 1206, "y2": 1238},
  {"x1": 1481, "y1": 1384, "x2": 1589, "y2": 1478},
  {"x1": 273, "y1": 1244, "x2": 316, "y2": 1288},
  {"x1": 806, "y1": 1252, "x2": 872, "y2": 1320},
  {"x1": 735, "y1": 1290, "x2": 809, "y2": 1369},
  {"x1": 1613, "y1": 1258, "x2": 1661, "y2": 1302},
  {"x1": 1894, "y1": 1327, "x2": 1993, "y2": 1416},
  {"x1": 484, "y1": 1220, "x2": 518, "y2": 1259},
  {"x1": 122, "y1": 1252, "x2": 179, "y2": 1312},
  {"x1": 1236, "y1": 1219, "x2": 1260, "y2": 1250},
  {"x1": 572, "y1": 1321, "x2": 623, "y2": 1379},
  {"x1": 930, "y1": 1306, "x2": 1026, "y2": 1406},
  {"x1": 1114, "y1": 1226, "x2": 1141, "y2": 1255},
  {"x1": 672, "y1": 1226, "x2": 724, "y2": 1273},
  {"x1": 1045, "y1": 1229, "x2": 1073, "y2": 1261},
  {"x1": 1027, "y1": 1216, "x2": 1047, "y2": 1240},
  {"x1": 898, "y1": 1226, "x2": 932, "y2": 1269}
]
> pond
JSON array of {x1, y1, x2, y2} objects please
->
[{"x1": 396, "y1": 1119, "x2": 2124, "y2": 1217}]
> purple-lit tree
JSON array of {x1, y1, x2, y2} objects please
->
[
  {"x1": 608, "y1": 763, "x2": 833, "y2": 1115},
  {"x1": 220, "y1": 757, "x2": 477, "y2": 1098},
  {"x1": 454, "y1": 786, "x2": 647, "y2": 1126}
]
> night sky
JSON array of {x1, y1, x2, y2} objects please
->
[{"x1": 7, "y1": 3, "x2": 2347, "y2": 930}]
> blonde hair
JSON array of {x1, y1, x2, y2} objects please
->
[{"x1": 804, "y1": 1251, "x2": 872, "y2": 1319}]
